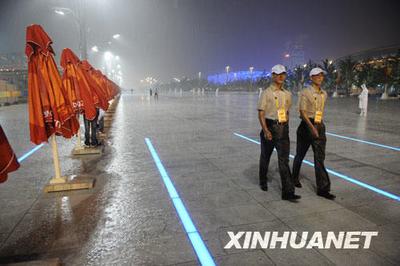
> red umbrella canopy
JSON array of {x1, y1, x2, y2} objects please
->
[
  {"x1": 93, "y1": 69, "x2": 120, "y2": 99},
  {"x1": 107, "y1": 78, "x2": 121, "y2": 98},
  {"x1": 26, "y1": 24, "x2": 79, "y2": 145},
  {"x1": 0, "y1": 125, "x2": 20, "y2": 183},
  {"x1": 80, "y1": 60, "x2": 110, "y2": 111},
  {"x1": 60, "y1": 48, "x2": 98, "y2": 120}
]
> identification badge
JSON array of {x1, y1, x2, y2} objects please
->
[
  {"x1": 315, "y1": 111, "x2": 323, "y2": 123},
  {"x1": 277, "y1": 108, "x2": 287, "y2": 123}
]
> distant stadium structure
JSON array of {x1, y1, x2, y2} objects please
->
[
  {"x1": 335, "y1": 44, "x2": 400, "y2": 63},
  {"x1": 208, "y1": 70, "x2": 268, "y2": 85}
]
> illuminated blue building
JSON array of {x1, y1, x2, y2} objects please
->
[{"x1": 207, "y1": 70, "x2": 269, "y2": 85}]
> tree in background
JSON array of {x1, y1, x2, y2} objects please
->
[
  {"x1": 354, "y1": 61, "x2": 383, "y2": 89},
  {"x1": 286, "y1": 66, "x2": 306, "y2": 93},
  {"x1": 337, "y1": 57, "x2": 357, "y2": 95},
  {"x1": 320, "y1": 59, "x2": 337, "y2": 94}
]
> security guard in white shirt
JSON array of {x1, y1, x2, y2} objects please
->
[
  {"x1": 292, "y1": 67, "x2": 335, "y2": 200},
  {"x1": 257, "y1": 64, "x2": 300, "y2": 201}
]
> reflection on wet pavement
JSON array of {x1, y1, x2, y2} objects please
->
[{"x1": 0, "y1": 92, "x2": 399, "y2": 265}]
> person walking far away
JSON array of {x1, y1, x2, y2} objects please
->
[
  {"x1": 292, "y1": 67, "x2": 336, "y2": 200},
  {"x1": 358, "y1": 84, "x2": 368, "y2": 116},
  {"x1": 257, "y1": 64, "x2": 300, "y2": 202},
  {"x1": 154, "y1": 87, "x2": 159, "y2": 100}
]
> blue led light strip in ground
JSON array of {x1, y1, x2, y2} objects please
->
[
  {"x1": 233, "y1": 132, "x2": 400, "y2": 202},
  {"x1": 326, "y1": 132, "x2": 400, "y2": 152},
  {"x1": 145, "y1": 138, "x2": 216, "y2": 266},
  {"x1": 17, "y1": 144, "x2": 45, "y2": 163}
]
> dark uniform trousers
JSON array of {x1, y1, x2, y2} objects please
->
[
  {"x1": 292, "y1": 120, "x2": 331, "y2": 193},
  {"x1": 84, "y1": 108, "x2": 99, "y2": 146},
  {"x1": 259, "y1": 119, "x2": 295, "y2": 195}
]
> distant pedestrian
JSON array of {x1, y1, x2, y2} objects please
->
[
  {"x1": 150, "y1": 89, "x2": 153, "y2": 96},
  {"x1": 154, "y1": 88, "x2": 159, "y2": 100},
  {"x1": 358, "y1": 84, "x2": 368, "y2": 116}
]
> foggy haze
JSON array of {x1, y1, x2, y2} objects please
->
[{"x1": 1, "y1": 0, "x2": 399, "y2": 88}]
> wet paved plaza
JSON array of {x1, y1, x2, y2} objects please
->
[{"x1": 0, "y1": 91, "x2": 399, "y2": 265}]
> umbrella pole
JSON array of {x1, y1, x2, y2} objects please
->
[
  {"x1": 45, "y1": 133, "x2": 95, "y2": 192},
  {"x1": 49, "y1": 134, "x2": 66, "y2": 184},
  {"x1": 76, "y1": 115, "x2": 82, "y2": 149},
  {"x1": 77, "y1": 128, "x2": 82, "y2": 148}
]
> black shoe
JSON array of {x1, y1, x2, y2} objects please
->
[
  {"x1": 90, "y1": 141, "x2": 103, "y2": 147},
  {"x1": 294, "y1": 181, "x2": 302, "y2": 188},
  {"x1": 317, "y1": 191, "x2": 336, "y2": 200},
  {"x1": 282, "y1": 193, "x2": 301, "y2": 201},
  {"x1": 260, "y1": 185, "x2": 268, "y2": 191}
]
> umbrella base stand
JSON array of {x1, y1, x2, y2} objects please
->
[
  {"x1": 8, "y1": 257, "x2": 61, "y2": 265},
  {"x1": 103, "y1": 122, "x2": 112, "y2": 129},
  {"x1": 44, "y1": 175, "x2": 95, "y2": 193},
  {"x1": 97, "y1": 132, "x2": 107, "y2": 141},
  {"x1": 72, "y1": 145, "x2": 103, "y2": 155}
]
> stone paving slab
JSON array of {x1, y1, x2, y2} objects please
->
[{"x1": 1, "y1": 92, "x2": 399, "y2": 265}]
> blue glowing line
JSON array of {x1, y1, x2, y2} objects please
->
[
  {"x1": 17, "y1": 144, "x2": 45, "y2": 163},
  {"x1": 233, "y1": 133, "x2": 260, "y2": 144},
  {"x1": 326, "y1": 132, "x2": 400, "y2": 152},
  {"x1": 233, "y1": 132, "x2": 400, "y2": 202},
  {"x1": 145, "y1": 138, "x2": 216, "y2": 266}
]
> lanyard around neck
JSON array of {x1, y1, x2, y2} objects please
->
[
  {"x1": 314, "y1": 92, "x2": 325, "y2": 111},
  {"x1": 273, "y1": 90, "x2": 285, "y2": 109}
]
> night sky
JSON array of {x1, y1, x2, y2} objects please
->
[{"x1": 0, "y1": 0, "x2": 399, "y2": 87}]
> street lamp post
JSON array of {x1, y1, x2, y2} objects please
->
[
  {"x1": 225, "y1": 65, "x2": 230, "y2": 85},
  {"x1": 80, "y1": 4, "x2": 88, "y2": 60},
  {"x1": 249, "y1": 66, "x2": 254, "y2": 91},
  {"x1": 54, "y1": 1, "x2": 87, "y2": 60},
  {"x1": 198, "y1": 71, "x2": 202, "y2": 90}
]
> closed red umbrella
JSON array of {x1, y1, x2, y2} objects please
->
[
  {"x1": 93, "y1": 69, "x2": 120, "y2": 99},
  {"x1": 80, "y1": 60, "x2": 110, "y2": 111},
  {"x1": 0, "y1": 125, "x2": 20, "y2": 183},
  {"x1": 26, "y1": 24, "x2": 79, "y2": 144},
  {"x1": 108, "y1": 79, "x2": 121, "y2": 98},
  {"x1": 60, "y1": 48, "x2": 98, "y2": 120}
]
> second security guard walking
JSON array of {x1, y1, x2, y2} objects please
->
[
  {"x1": 258, "y1": 64, "x2": 300, "y2": 201},
  {"x1": 292, "y1": 67, "x2": 336, "y2": 200}
]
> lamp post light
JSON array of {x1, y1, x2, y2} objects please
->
[
  {"x1": 225, "y1": 65, "x2": 230, "y2": 85},
  {"x1": 91, "y1": 46, "x2": 99, "y2": 52},
  {"x1": 249, "y1": 66, "x2": 254, "y2": 91},
  {"x1": 54, "y1": 10, "x2": 65, "y2": 15},
  {"x1": 198, "y1": 72, "x2": 202, "y2": 89},
  {"x1": 54, "y1": 3, "x2": 87, "y2": 60}
]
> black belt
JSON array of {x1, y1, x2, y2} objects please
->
[
  {"x1": 301, "y1": 118, "x2": 323, "y2": 124},
  {"x1": 266, "y1": 118, "x2": 288, "y2": 125}
]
